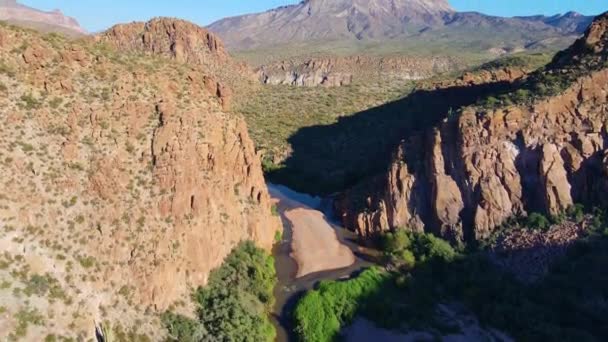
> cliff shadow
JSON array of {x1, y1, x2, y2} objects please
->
[{"x1": 267, "y1": 80, "x2": 518, "y2": 196}]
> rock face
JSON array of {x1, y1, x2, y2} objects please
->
[
  {"x1": 337, "y1": 13, "x2": 608, "y2": 242},
  {"x1": 0, "y1": 0, "x2": 85, "y2": 36},
  {"x1": 257, "y1": 55, "x2": 462, "y2": 87},
  {"x1": 0, "y1": 18, "x2": 279, "y2": 340},
  {"x1": 208, "y1": 0, "x2": 593, "y2": 54},
  {"x1": 98, "y1": 18, "x2": 229, "y2": 65},
  {"x1": 97, "y1": 18, "x2": 258, "y2": 109}
]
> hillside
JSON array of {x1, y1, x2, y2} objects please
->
[
  {"x1": 0, "y1": 19, "x2": 279, "y2": 341},
  {"x1": 209, "y1": 0, "x2": 593, "y2": 61},
  {"x1": 0, "y1": 0, "x2": 85, "y2": 36},
  {"x1": 337, "y1": 12, "x2": 608, "y2": 242}
]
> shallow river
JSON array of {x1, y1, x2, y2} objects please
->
[{"x1": 267, "y1": 184, "x2": 376, "y2": 342}]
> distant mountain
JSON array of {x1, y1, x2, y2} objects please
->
[
  {"x1": 208, "y1": 0, "x2": 594, "y2": 57},
  {"x1": 0, "y1": 0, "x2": 85, "y2": 36}
]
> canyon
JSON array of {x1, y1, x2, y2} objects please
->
[{"x1": 0, "y1": 1, "x2": 607, "y2": 341}]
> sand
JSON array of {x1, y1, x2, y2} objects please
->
[{"x1": 268, "y1": 184, "x2": 355, "y2": 278}]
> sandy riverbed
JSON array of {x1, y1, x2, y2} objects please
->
[{"x1": 268, "y1": 184, "x2": 355, "y2": 278}]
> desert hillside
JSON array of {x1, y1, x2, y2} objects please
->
[{"x1": 0, "y1": 19, "x2": 279, "y2": 340}]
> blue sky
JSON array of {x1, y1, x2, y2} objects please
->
[{"x1": 20, "y1": 0, "x2": 607, "y2": 32}]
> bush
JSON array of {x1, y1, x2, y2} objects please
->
[
  {"x1": 382, "y1": 230, "x2": 456, "y2": 267},
  {"x1": 293, "y1": 267, "x2": 388, "y2": 342},
  {"x1": 163, "y1": 241, "x2": 277, "y2": 342},
  {"x1": 566, "y1": 204, "x2": 585, "y2": 223},
  {"x1": 527, "y1": 212, "x2": 550, "y2": 231}
]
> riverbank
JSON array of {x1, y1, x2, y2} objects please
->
[
  {"x1": 267, "y1": 184, "x2": 375, "y2": 342},
  {"x1": 269, "y1": 184, "x2": 355, "y2": 277}
]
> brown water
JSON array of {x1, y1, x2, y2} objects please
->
[{"x1": 268, "y1": 185, "x2": 378, "y2": 342}]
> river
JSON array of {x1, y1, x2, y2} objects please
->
[{"x1": 267, "y1": 184, "x2": 377, "y2": 342}]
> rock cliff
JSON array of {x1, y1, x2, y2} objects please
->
[
  {"x1": 257, "y1": 55, "x2": 462, "y2": 87},
  {"x1": 0, "y1": 18, "x2": 279, "y2": 340},
  {"x1": 337, "y1": 13, "x2": 608, "y2": 242}
]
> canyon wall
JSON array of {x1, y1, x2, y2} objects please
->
[
  {"x1": 257, "y1": 55, "x2": 463, "y2": 87},
  {"x1": 337, "y1": 14, "x2": 608, "y2": 242},
  {"x1": 0, "y1": 18, "x2": 279, "y2": 339}
]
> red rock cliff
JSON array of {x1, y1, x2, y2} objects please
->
[{"x1": 337, "y1": 13, "x2": 608, "y2": 242}]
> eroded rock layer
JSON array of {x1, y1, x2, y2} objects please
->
[{"x1": 256, "y1": 55, "x2": 462, "y2": 87}]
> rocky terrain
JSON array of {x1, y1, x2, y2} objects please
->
[
  {"x1": 209, "y1": 0, "x2": 593, "y2": 58},
  {"x1": 337, "y1": 12, "x2": 608, "y2": 243},
  {"x1": 0, "y1": 18, "x2": 279, "y2": 341},
  {"x1": 0, "y1": 0, "x2": 85, "y2": 36},
  {"x1": 256, "y1": 55, "x2": 463, "y2": 87},
  {"x1": 489, "y1": 218, "x2": 590, "y2": 283},
  {"x1": 96, "y1": 18, "x2": 259, "y2": 107}
]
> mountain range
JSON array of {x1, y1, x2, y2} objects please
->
[
  {"x1": 0, "y1": 0, "x2": 85, "y2": 36},
  {"x1": 209, "y1": 0, "x2": 594, "y2": 58}
]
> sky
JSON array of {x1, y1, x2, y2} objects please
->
[{"x1": 19, "y1": 0, "x2": 608, "y2": 33}]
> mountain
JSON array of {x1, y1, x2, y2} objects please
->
[
  {"x1": 0, "y1": 0, "x2": 85, "y2": 36},
  {"x1": 0, "y1": 17, "x2": 278, "y2": 340},
  {"x1": 208, "y1": 0, "x2": 593, "y2": 58},
  {"x1": 336, "y1": 12, "x2": 608, "y2": 242}
]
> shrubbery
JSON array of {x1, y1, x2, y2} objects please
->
[
  {"x1": 368, "y1": 209, "x2": 608, "y2": 341},
  {"x1": 163, "y1": 241, "x2": 276, "y2": 342},
  {"x1": 382, "y1": 230, "x2": 457, "y2": 269},
  {"x1": 526, "y1": 212, "x2": 551, "y2": 231},
  {"x1": 293, "y1": 267, "x2": 389, "y2": 342}
]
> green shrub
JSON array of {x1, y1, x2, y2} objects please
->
[
  {"x1": 164, "y1": 241, "x2": 276, "y2": 342},
  {"x1": 566, "y1": 204, "x2": 585, "y2": 223},
  {"x1": 0, "y1": 62, "x2": 16, "y2": 77},
  {"x1": 527, "y1": 212, "x2": 551, "y2": 231},
  {"x1": 19, "y1": 93, "x2": 42, "y2": 110},
  {"x1": 293, "y1": 267, "x2": 388, "y2": 342},
  {"x1": 382, "y1": 230, "x2": 456, "y2": 266}
]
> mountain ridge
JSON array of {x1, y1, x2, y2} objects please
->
[
  {"x1": 0, "y1": 0, "x2": 85, "y2": 36},
  {"x1": 208, "y1": 0, "x2": 594, "y2": 58}
]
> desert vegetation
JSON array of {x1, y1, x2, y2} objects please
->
[
  {"x1": 235, "y1": 79, "x2": 415, "y2": 166},
  {"x1": 163, "y1": 242, "x2": 277, "y2": 342},
  {"x1": 293, "y1": 206, "x2": 608, "y2": 341}
]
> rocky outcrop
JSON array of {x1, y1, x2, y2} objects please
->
[
  {"x1": 0, "y1": 0, "x2": 85, "y2": 36},
  {"x1": 98, "y1": 18, "x2": 229, "y2": 64},
  {"x1": 97, "y1": 18, "x2": 257, "y2": 109},
  {"x1": 337, "y1": 13, "x2": 608, "y2": 242},
  {"x1": 0, "y1": 20, "x2": 279, "y2": 340},
  {"x1": 424, "y1": 67, "x2": 529, "y2": 90},
  {"x1": 257, "y1": 55, "x2": 462, "y2": 87}
]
